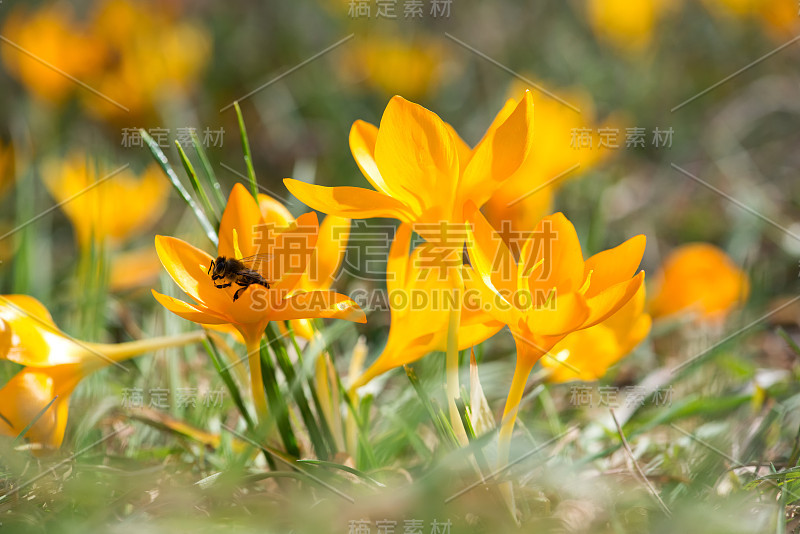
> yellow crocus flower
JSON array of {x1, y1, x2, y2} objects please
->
[
  {"x1": 350, "y1": 223, "x2": 503, "y2": 389},
  {"x1": 284, "y1": 93, "x2": 535, "y2": 231},
  {"x1": 464, "y1": 207, "x2": 645, "y2": 457},
  {"x1": 648, "y1": 243, "x2": 749, "y2": 322},
  {"x1": 586, "y1": 0, "x2": 672, "y2": 55},
  {"x1": 0, "y1": 295, "x2": 205, "y2": 449},
  {"x1": 153, "y1": 183, "x2": 365, "y2": 420},
  {"x1": 0, "y1": 3, "x2": 107, "y2": 104},
  {"x1": 43, "y1": 153, "x2": 168, "y2": 248},
  {"x1": 340, "y1": 35, "x2": 447, "y2": 100}
]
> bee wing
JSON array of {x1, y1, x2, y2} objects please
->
[{"x1": 238, "y1": 253, "x2": 273, "y2": 275}]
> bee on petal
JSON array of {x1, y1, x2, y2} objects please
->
[{"x1": 208, "y1": 254, "x2": 272, "y2": 302}]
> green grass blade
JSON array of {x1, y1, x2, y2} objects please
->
[
  {"x1": 284, "y1": 322, "x2": 338, "y2": 455},
  {"x1": 259, "y1": 338, "x2": 300, "y2": 458},
  {"x1": 190, "y1": 130, "x2": 226, "y2": 211},
  {"x1": 296, "y1": 459, "x2": 386, "y2": 488},
  {"x1": 139, "y1": 129, "x2": 218, "y2": 247},
  {"x1": 404, "y1": 365, "x2": 459, "y2": 450},
  {"x1": 233, "y1": 102, "x2": 259, "y2": 201},
  {"x1": 266, "y1": 323, "x2": 331, "y2": 460},
  {"x1": 175, "y1": 141, "x2": 219, "y2": 227},
  {"x1": 203, "y1": 336, "x2": 254, "y2": 430}
]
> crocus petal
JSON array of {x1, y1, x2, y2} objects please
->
[
  {"x1": 151, "y1": 290, "x2": 231, "y2": 325},
  {"x1": 582, "y1": 271, "x2": 645, "y2": 328},
  {"x1": 350, "y1": 119, "x2": 419, "y2": 208},
  {"x1": 523, "y1": 213, "x2": 585, "y2": 296},
  {"x1": 258, "y1": 193, "x2": 294, "y2": 228},
  {"x1": 583, "y1": 234, "x2": 646, "y2": 298},
  {"x1": 462, "y1": 265, "x2": 519, "y2": 326},
  {"x1": 302, "y1": 215, "x2": 350, "y2": 292},
  {"x1": 522, "y1": 292, "x2": 591, "y2": 337},
  {"x1": 543, "y1": 325, "x2": 622, "y2": 383},
  {"x1": 284, "y1": 179, "x2": 416, "y2": 221},
  {"x1": 268, "y1": 211, "x2": 319, "y2": 292},
  {"x1": 0, "y1": 318, "x2": 10, "y2": 357},
  {"x1": 386, "y1": 223, "x2": 413, "y2": 296},
  {"x1": 287, "y1": 318, "x2": 316, "y2": 340},
  {"x1": 218, "y1": 183, "x2": 265, "y2": 258},
  {"x1": 0, "y1": 295, "x2": 85, "y2": 367},
  {"x1": 458, "y1": 307, "x2": 504, "y2": 349},
  {"x1": 444, "y1": 122, "x2": 473, "y2": 175},
  {"x1": 466, "y1": 205, "x2": 517, "y2": 296},
  {"x1": 458, "y1": 93, "x2": 535, "y2": 212},
  {"x1": 155, "y1": 235, "x2": 229, "y2": 311},
  {"x1": 270, "y1": 291, "x2": 366, "y2": 324},
  {"x1": 648, "y1": 243, "x2": 748, "y2": 320},
  {"x1": 373, "y1": 96, "x2": 460, "y2": 218},
  {"x1": 0, "y1": 366, "x2": 77, "y2": 448}
]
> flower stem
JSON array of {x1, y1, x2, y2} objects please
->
[
  {"x1": 246, "y1": 337, "x2": 269, "y2": 424},
  {"x1": 95, "y1": 330, "x2": 207, "y2": 363},
  {"x1": 497, "y1": 357, "x2": 536, "y2": 466},
  {"x1": 446, "y1": 295, "x2": 468, "y2": 446}
]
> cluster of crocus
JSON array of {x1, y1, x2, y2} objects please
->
[
  {"x1": 154, "y1": 183, "x2": 365, "y2": 421},
  {"x1": 283, "y1": 92, "x2": 648, "y2": 455},
  {"x1": 464, "y1": 208, "x2": 645, "y2": 455},
  {"x1": 0, "y1": 295, "x2": 205, "y2": 448},
  {"x1": 285, "y1": 92, "x2": 537, "y2": 438},
  {"x1": 1, "y1": 0, "x2": 209, "y2": 120}
]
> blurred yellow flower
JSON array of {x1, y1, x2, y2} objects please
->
[
  {"x1": 586, "y1": 0, "x2": 672, "y2": 55},
  {"x1": 465, "y1": 207, "x2": 645, "y2": 454},
  {"x1": 109, "y1": 247, "x2": 164, "y2": 292},
  {"x1": 0, "y1": 295, "x2": 204, "y2": 448},
  {"x1": 0, "y1": 140, "x2": 15, "y2": 197},
  {"x1": 1, "y1": 3, "x2": 107, "y2": 104},
  {"x1": 350, "y1": 224, "x2": 503, "y2": 389},
  {"x1": 340, "y1": 35, "x2": 448, "y2": 100},
  {"x1": 153, "y1": 183, "x2": 365, "y2": 419},
  {"x1": 1, "y1": 0, "x2": 209, "y2": 120},
  {"x1": 484, "y1": 80, "x2": 618, "y2": 250},
  {"x1": 43, "y1": 154, "x2": 168, "y2": 248},
  {"x1": 541, "y1": 285, "x2": 651, "y2": 383},
  {"x1": 648, "y1": 243, "x2": 749, "y2": 321},
  {"x1": 704, "y1": 0, "x2": 799, "y2": 39},
  {"x1": 86, "y1": 0, "x2": 210, "y2": 120}
]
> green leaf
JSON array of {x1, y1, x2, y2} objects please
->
[
  {"x1": 175, "y1": 141, "x2": 219, "y2": 227},
  {"x1": 139, "y1": 129, "x2": 218, "y2": 246},
  {"x1": 233, "y1": 102, "x2": 259, "y2": 201}
]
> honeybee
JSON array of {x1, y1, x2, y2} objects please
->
[{"x1": 208, "y1": 254, "x2": 272, "y2": 301}]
